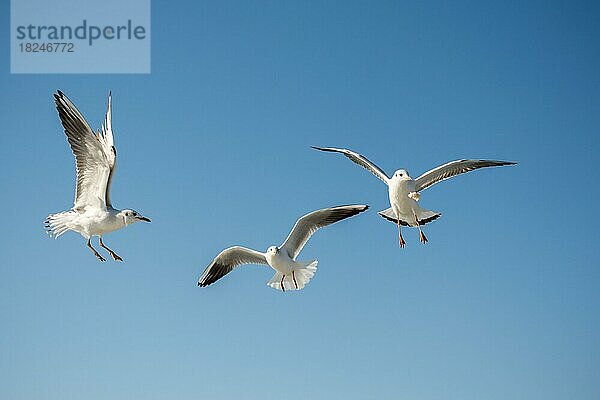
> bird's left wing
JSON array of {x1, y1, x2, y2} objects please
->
[
  {"x1": 198, "y1": 246, "x2": 269, "y2": 287},
  {"x1": 415, "y1": 159, "x2": 517, "y2": 192},
  {"x1": 312, "y1": 146, "x2": 390, "y2": 185},
  {"x1": 281, "y1": 205, "x2": 369, "y2": 260}
]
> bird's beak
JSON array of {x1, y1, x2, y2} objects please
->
[{"x1": 138, "y1": 216, "x2": 151, "y2": 222}]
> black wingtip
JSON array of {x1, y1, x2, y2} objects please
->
[
  {"x1": 495, "y1": 160, "x2": 518, "y2": 167},
  {"x1": 356, "y1": 205, "x2": 369, "y2": 215},
  {"x1": 330, "y1": 204, "x2": 369, "y2": 211},
  {"x1": 54, "y1": 90, "x2": 67, "y2": 105},
  {"x1": 487, "y1": 159, "x2": 518, "y2": 166}
]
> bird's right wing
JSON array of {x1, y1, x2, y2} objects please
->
[
  {"x1": 312, "y1": 146, "x2": 390, "y2": 185},
  {"x1": 54, "y1": 91, "x2": 113, "y2": 211},
  {"x1": 98, "y1": 92, "x2": 117, "y2": 207},
  {"x1": 198, "y1": 246, "x2": 269, "y2": 287},
  {"x1": 281, "y1": 204, "x2": 369, "y2": 260}
]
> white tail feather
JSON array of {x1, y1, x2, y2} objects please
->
[
  {"x1": 267, "y1": 261, "x2": 318, "y2": 292},
  {"x1": 378, "y1": 207, "x2": 441, "y2": 226},
  {"x1": 44, "y1": 211, "x2": 76, "y2": 239},
  {"x1": 417, "y1": 209, "x2": 440, "y2": 223}
]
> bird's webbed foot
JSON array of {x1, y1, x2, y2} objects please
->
[
  {"x1": 109, "y1": 251, "x2": 123, "y2": 262},
  {"x1": 419, "y1": 229, "x2": 428, "y2": 244},
  {"x1": 398, "y1": 233, "x2": 406, "y2": 248}
]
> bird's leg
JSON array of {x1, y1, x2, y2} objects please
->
[
  {"x1": 418, "y1": 226, "x2": 428, "y2": 244},
  {"x1": 87, "y1": 238, "x2": 106, "y2": 262},
  {"x1": 292, "y1": 270, "x2": 298, "y2": 289},
  {"x1": 414, "y1": 211, "x2": 428, "y2": 244},
  {"x1": 280, "y1": 275, "x2": 286, "y2": 292},
  {"x1": 397, "y1": 215, "x2": 406, "y2": 248},
  {"x1": 99, "y1": 237, "x2": 123, "y2": 262}
]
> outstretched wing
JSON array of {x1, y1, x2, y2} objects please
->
[
  {"x1": 415, "y1": 159, "x2": 517, "y2": 192},
  {"x1": 281, "y1": 204, "x2": 369, "y2": 260},
  {"x1": 312, "y1": 146, "x2": 390, "y2": 185},
  {"x1": 198, "y1": 246, "x2": 269, "y2": 287},
  {"x1": 54, "y1": 91, "x2": 116, "y2": 211},
  {"x1": 98, "y1": 92, "x2": 116, "y2": 207}
]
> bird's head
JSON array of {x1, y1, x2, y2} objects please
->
[
  {"x1": 119, "y1": 209, "x2": 151, "y2": 226},
  {"x1": 393, "y1": 169, "x2": 411, "y2": 180},
  {"x1": 266, "y1": 246, "x2": 279, "y2": 255}
]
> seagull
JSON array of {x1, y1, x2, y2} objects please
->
[
  {"x1": 198, "y1": 205, "x2": 368, "y2": 291},
  {"x1": 312, "y1": 146, "x2": 515, "y2": 247},
  {"x1": 44, "y1": 91, "x2": 150, "y2": 262}
]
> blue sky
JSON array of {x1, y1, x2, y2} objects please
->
[{"x1": 1, "y1": 1, "x2": 599, "y2": 399}]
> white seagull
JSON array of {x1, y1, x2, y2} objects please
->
[
  {"x1": 198, "y1": 205, "x2": 368, "y2": 291},
  {"x1": 312, "y1": 146, "x2": 515, "y2": 247},
  {"x1": 45, "y1": 91, "x2": 150, "y2": 262}
]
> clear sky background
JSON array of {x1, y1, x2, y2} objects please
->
[{"x1": 1, "y1": 1, "x2": 599, "y2": 399}]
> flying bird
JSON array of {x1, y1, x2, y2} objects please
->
[
  {"x1": 45, "y1": 91, "x2": 150, "y2": 262},
  {"x1": 312, "y1": 146, "x2": 515, "y2": 247},
  {"x1": 198, "y1": 205, "x2": 368, "y2": 291}
]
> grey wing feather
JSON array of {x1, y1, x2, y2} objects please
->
[
  {"x1": 415, "y1": 159, "x2": 517, "y2": 192},
  {"x1": 312, "y1": 146, "x2": 390, "y2": 185},
  {"x1": 198, "y1": 246, "x2": 269, "y2": 287},
  {"x1": 281, "y1": 204, "x2": 369, "y2": 260}
]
